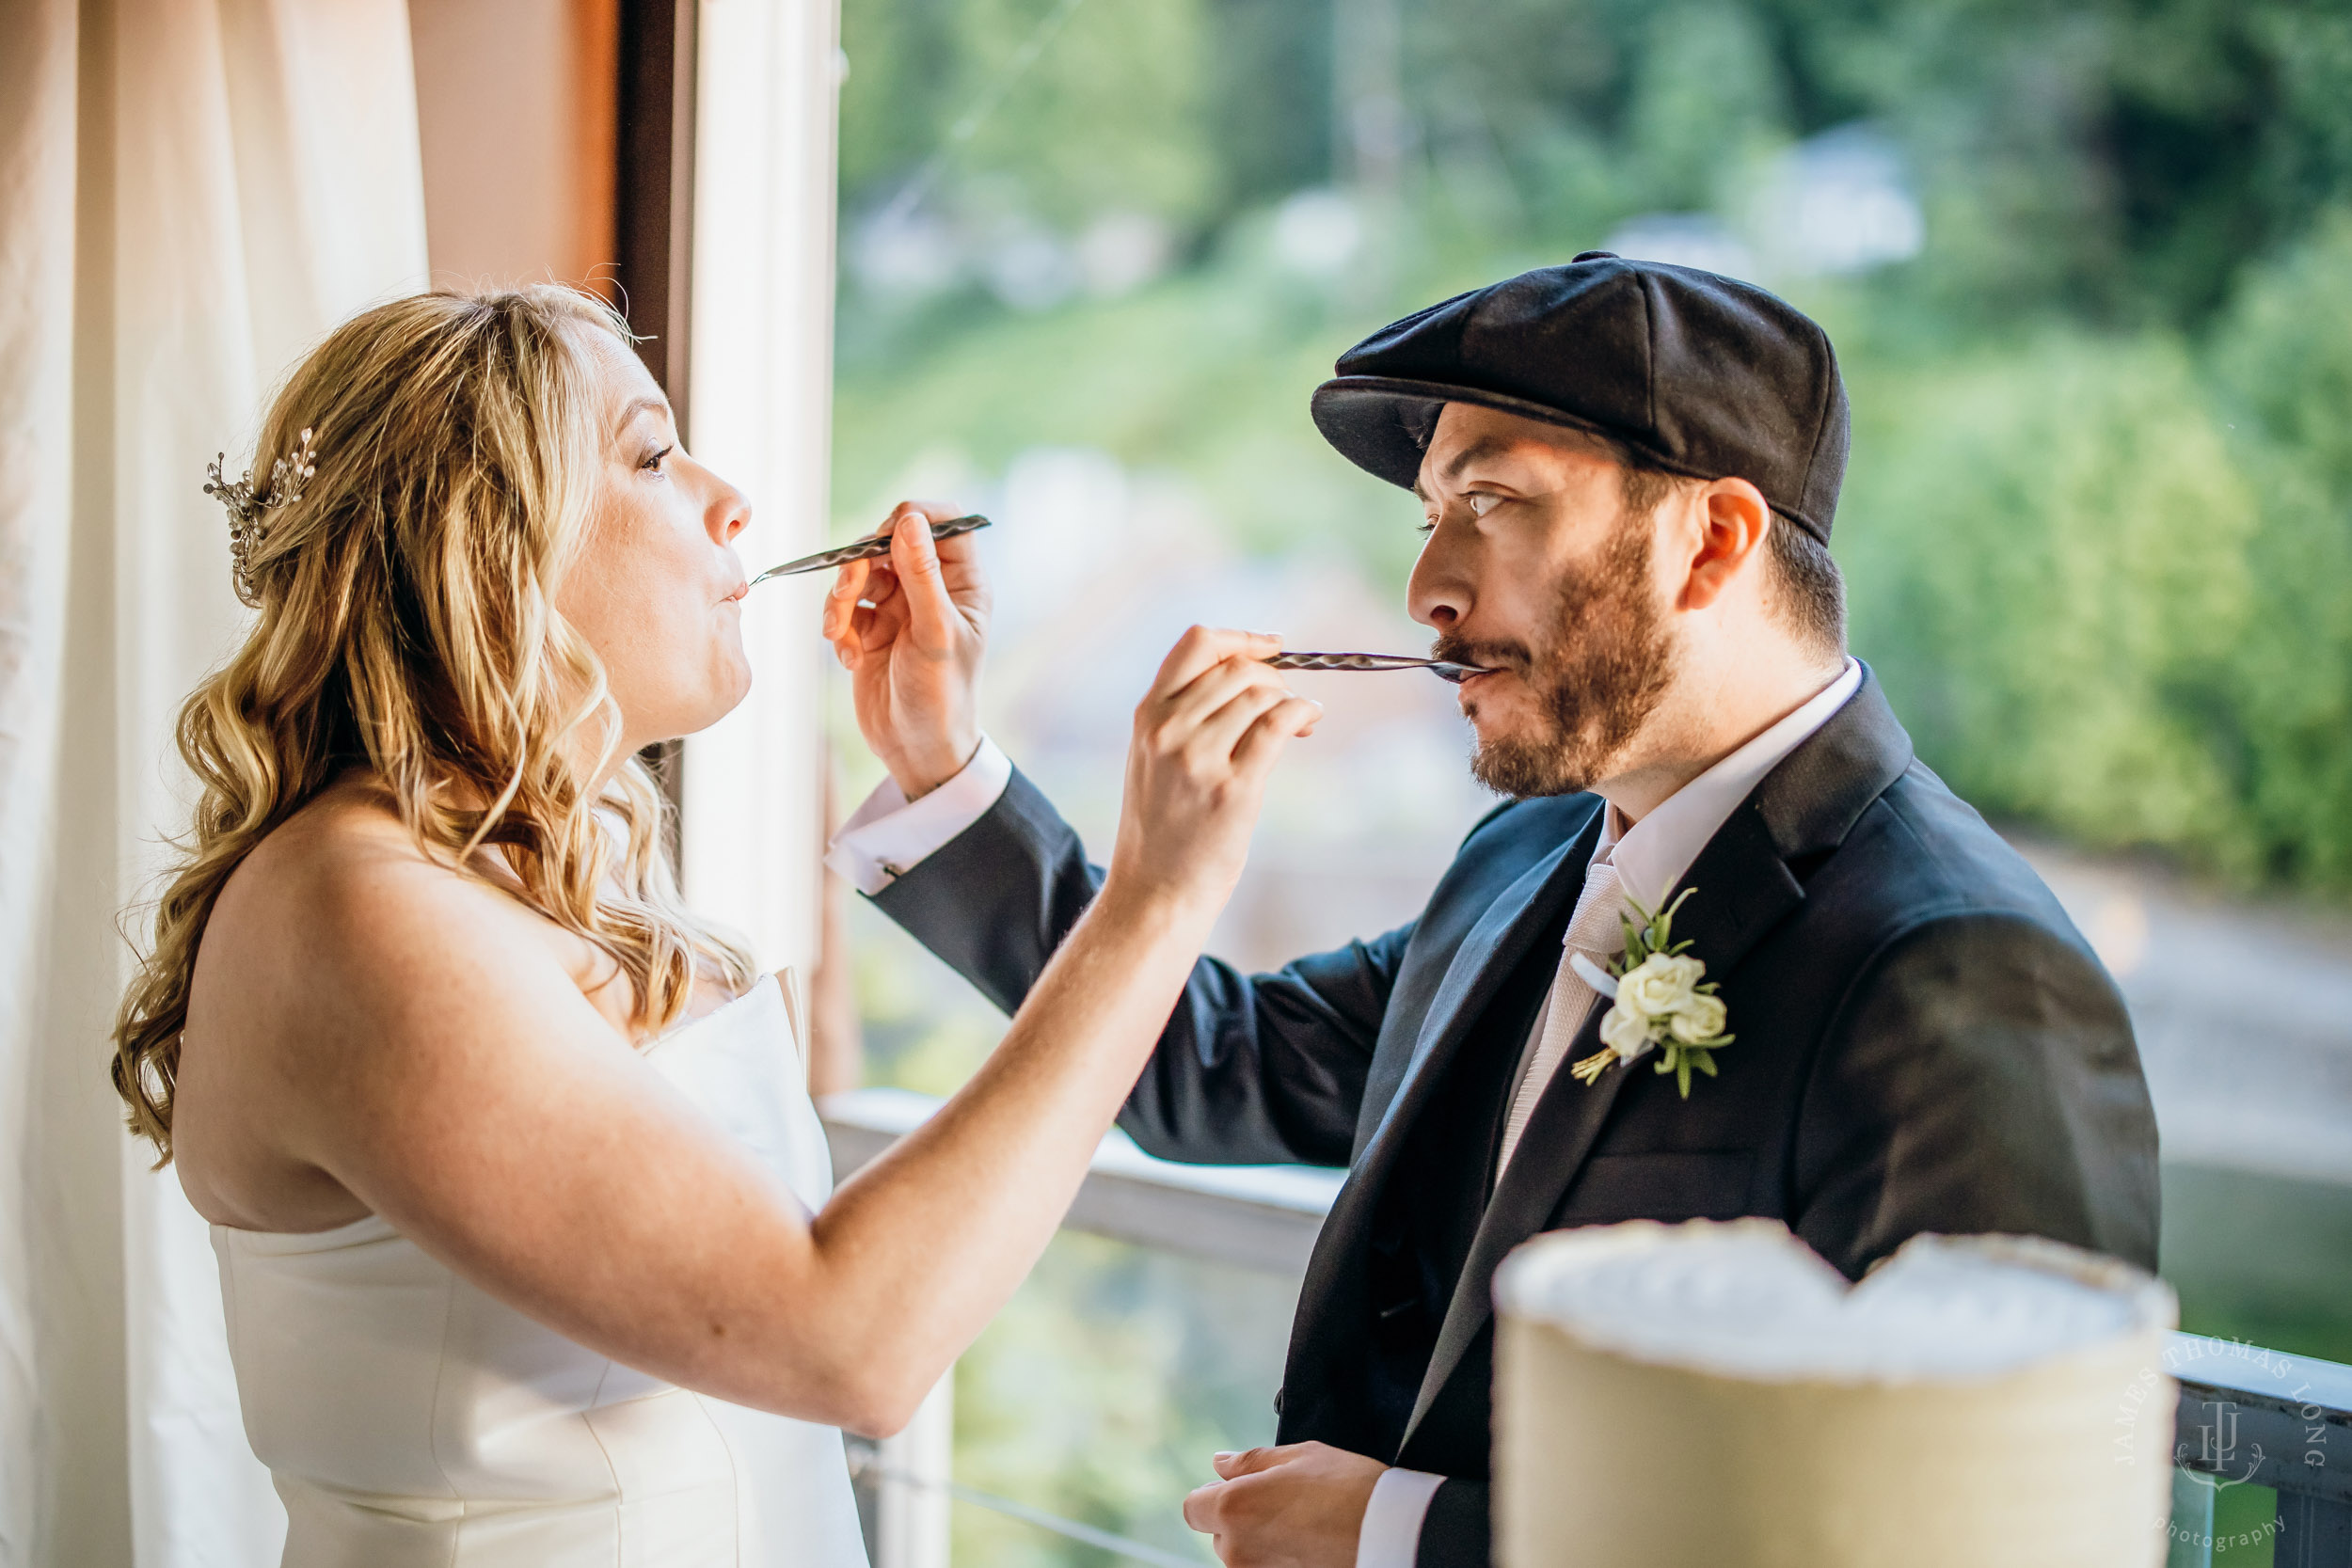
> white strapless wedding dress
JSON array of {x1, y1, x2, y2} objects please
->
[{"x1": 210, "y1": 974, "x2": 870, "y2": 1567}]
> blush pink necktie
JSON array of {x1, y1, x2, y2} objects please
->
[{"x1": 1496, "y1": 857, "x2": 1626, "y2": 1178}]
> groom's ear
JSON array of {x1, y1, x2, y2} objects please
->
[{"x1": 1675, "y1": 477, "x2": 1772, "y2": 614}]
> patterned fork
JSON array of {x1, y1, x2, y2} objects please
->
[
  {"x1": 750, "y1": 514, "x2": 993, "y2": 585},
  {"x1": 752, "y1": 525, "x2": 1493, "y2": 687},
  {"x1": 1266, "y1": 651, "x2": 1496, "y2": 685}
]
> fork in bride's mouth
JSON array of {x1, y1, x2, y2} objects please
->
[{"x1": 750, "y1": 515, "x2": 993, "y2": 585}]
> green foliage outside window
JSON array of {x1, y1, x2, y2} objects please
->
[{"x1": 834, "y1": 0, "x2": 2352, "y2": 897}]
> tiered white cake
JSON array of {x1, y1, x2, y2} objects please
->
[{"x1": 1493, "y1": 1220, "x2": 2177, "y2": 1568}]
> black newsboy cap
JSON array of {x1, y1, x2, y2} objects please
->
[{"x1": 1311, "y1": 252, "x2": 1850, "y2": 544}]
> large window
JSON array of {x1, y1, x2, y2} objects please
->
[{"x1": 822, "y1": 1, "x2": 2352, "y2": 1560}]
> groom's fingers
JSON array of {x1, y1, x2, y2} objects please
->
[
  {"x1": 1184, "y1": 1446, "x2": 1301, "y2": 1544},
  {"x1": 825, "y1": 498, "x2": 920, "y2": 632},
  {"x1": 887, "y1": 506, "x2": 963, "y2": 654},
  {"x1": 860, "y1": 584, "x2": 910, "y2": 655},
  {"x1": 821, "y1": 556, "x2": 873, "y2": 648},
  {"x1": 868, "y1": 499, "x2": 953, "y2": 546},
  {"x1": 1212, "y1": 1445, "x2": 1290, "y2": 1480},
  {"x1": 1180, "y1": 1478, "x2": 1220, "y2": 1533},
  {"x1": 829, "y1": 499, "x2": 976, "y2": 663},
  {"x1": 1184, "y1": 1448, "x2": 1267, "y2": 1535}
]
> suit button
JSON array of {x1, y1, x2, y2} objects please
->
[{"x1": 1273, "y1": 1387, "x2": 1285, "y2": 1416}]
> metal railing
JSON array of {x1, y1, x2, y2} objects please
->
[{"x1": 819, "y1": 1088, "x2": 2352, "y2": 1568}]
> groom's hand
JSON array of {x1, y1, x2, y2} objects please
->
[
  {"x1": 1183, "y1": 1441, "x2": 1385, "y2": 1568},
  {"x1": 820, "y1": 500, "x2": 990, "y2": 800}
]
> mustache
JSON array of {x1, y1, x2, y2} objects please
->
[{"x1": 1431, "y1": 630, "x2": 1533, "y2": 673}]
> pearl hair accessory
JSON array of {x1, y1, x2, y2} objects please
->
[{"x1": 203, "y1": 426, "x2": 318, "y2": 607}]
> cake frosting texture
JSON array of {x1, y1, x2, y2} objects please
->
[{"x1": 1493, "y1": 1220, "x2": 2177, "y2": 1568}]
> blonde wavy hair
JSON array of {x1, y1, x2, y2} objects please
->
[{"x1": 113, "y1": 286, "x2": 756, "y2": 1164}]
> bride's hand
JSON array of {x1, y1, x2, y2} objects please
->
[
  {"x1": 821, "y1": 501, "x2": 991, "y2": 800},
  {"x1": 1104, "y1": 627, "x2": 1320, "y2": 918}
]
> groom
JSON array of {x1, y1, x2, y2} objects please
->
[{"x1": 821, "y1": 253, "x2": 2160, "y2": 1568}]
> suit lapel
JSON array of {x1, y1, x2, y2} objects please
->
[
  {"x1": 1350, "y1": 805, "x2": 1602, "y2": 1183},
  {"x1": 1282, "y1": 807, "x2": 1597, "y2": 1447},
  {"x1": 1400, "y1": 800, "x2": 1807, "y2": 1443},
  {"x1": 1400, "y1": 990, "x2": 1625, "y2": 1443}
]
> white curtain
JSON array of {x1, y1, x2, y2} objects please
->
[{"x1": 0, "y1": 2, "x2": 428, "y2": 1562}]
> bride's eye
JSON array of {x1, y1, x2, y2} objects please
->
[{"x1": 642, "y1": 444, "x2": 674, "y2": 475}]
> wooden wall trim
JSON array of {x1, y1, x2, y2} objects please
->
[
  {"x1": 613, "y1": 0, "x2": 699, "y2": 820},
  {"x1": 614, "y1": 0, "x2": 698, "y2": 439}
]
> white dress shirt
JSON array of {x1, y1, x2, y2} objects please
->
[
  {"x1": 826, "y1": 737, "x2": 1014, "y2": 895},
  {"x1": 824, "y1": 660, "x2": 1863, "y2": 1568}
]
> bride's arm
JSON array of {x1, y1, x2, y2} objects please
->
[{"x1": 230, "y1": 626, "x2": 1311, "y2": 1436}]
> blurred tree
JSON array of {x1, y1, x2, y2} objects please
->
[
  {"x1": 1210, "y1": 0, "x2": 1339, "y2": 207},
  {"x1": 2209, "y1": 211, "x2": 2352, "y2": 885},
  {"x1": 834, "y1": 0, "x2": 2352, "y2": 885},
  {"x1": 1772, "y1": 0, "x2": 2352, "y2": 326},
  {"x1": 840, "y1": 0, "x2": 1218, "y2": 237},
  {"x1": 947, "y1": 0, "x2": 1218, "y2": 229},
  {"x1": 1625, "y1": 3, "x2": 1791, "y2": 210},
  {"x1": 837, "y1": 0, "x2": 958, "y2": 197},
  {"x1": 1839, "y1": 333, "x2": 2257, "y2": 863}
]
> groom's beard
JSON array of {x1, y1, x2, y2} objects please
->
[{"x1": 1436, "y1": 518, "x2": 1677, "y2": 799}]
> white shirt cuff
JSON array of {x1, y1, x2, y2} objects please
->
[
  {"x1": 823, "y1": 736, "x2": 1013, "y2": 895},
  {"x1": 1355, "y1": 1467, "x2": 1444, "y2": 1568}
]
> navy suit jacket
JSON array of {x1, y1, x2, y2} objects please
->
[{"x1": 873, "y1": 671, "x2": 2161, "y2": 1566}]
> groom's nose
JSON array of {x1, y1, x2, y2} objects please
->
[{"x1": 1408, "y1": 515, "x2": 1475, "y2": 633}]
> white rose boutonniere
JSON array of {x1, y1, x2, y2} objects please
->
[
  {"x1": 1597, "y1": 995, "x2": 1655, "y2": 1059},
  {"x1": 1668, "y1": 991, "x2": 1727, "y2": 1043},
  {"x1": 1618, "y1": 952, "x2": 1705, "y2": 1017},
  {"x1": 1567, "y1": 888, "x2": 1737, "y2": 1099}
]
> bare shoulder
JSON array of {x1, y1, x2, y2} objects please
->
[
  {"x1": 198, "y1": 781, "x2": 576, "y2": 1023},
  {"x1": 176, "y1": 781, "x2": 612, "y2": 1227}
]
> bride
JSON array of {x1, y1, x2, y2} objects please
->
[{"x1": 111, "y1": 285, "x2": 1318, "y2": 1566}]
